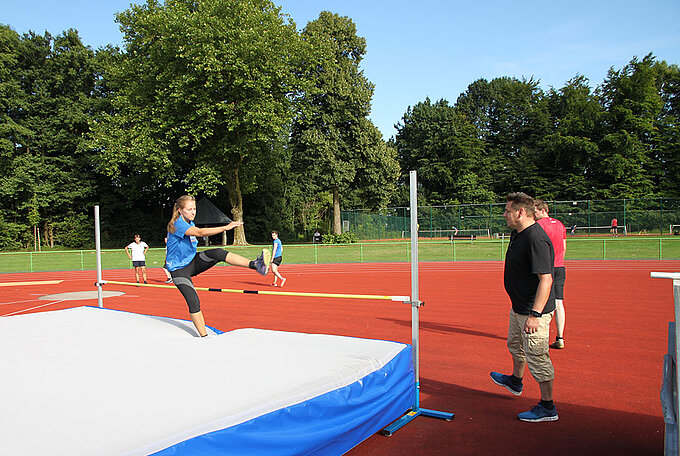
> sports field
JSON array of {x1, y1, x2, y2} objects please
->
[
  {"x1": 1, "y1": 236, "x2": 679, "y2": 273},
  {"x1": 1, "y1": 258, "x2": 678, "y2": 455}
]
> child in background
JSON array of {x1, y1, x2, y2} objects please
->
[
  {"x1": 271, "y1": 230, "x2": 286, "y2": 287},
  {"x1": 125, "y1": 234, "x2": 149, "y2": 284}
]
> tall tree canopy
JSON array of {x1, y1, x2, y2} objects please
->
[
  {"x1": 399, "y1": 55, "x2": 680, "y2": 203},
  {"x1": 655, "y1": 60, "x2": 680, "y2": 195},
  {"x1": 0, "y1": 26, "x2": 99, "y2": 249},
  {"x1": 596, "y1": 54, "x2": 660, "y2": 197},
  {"x1": 540, "y1": 75, "x2": 604, "y2": 199},
  {"x1": 395, "y1": 98, "x2": 494, "y2": 204},
  {"x1": 455, "y1": 77, "x2": 551, "y2": 197},
  {"x1": 290, "y1": 12, "x2": 399, "y2": 234},
  {"x1": 595, "y1": 54, "x2": 680, "y2": 198},
  {"x1": 91, "y1": 0, "x2": 304, "y2": 244}
]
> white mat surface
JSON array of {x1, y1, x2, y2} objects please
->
[{"x1": 0, "y1": 307, "x2": 408, "y2": 455}]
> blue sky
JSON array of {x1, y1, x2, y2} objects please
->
[{"x1": 3, "y1": 0, "x2": 679, "y2": 139}]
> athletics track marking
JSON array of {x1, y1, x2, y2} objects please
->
[
  {"x1": 0, "y1": 280, "x2": 63, "y2": 287},
  {"x1": 1, "y1": 301, "x2": 63, "y2": 317}
]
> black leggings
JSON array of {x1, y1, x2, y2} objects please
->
[{"x1": 170, "y1": 249, "x2": 228, "y2": 314}]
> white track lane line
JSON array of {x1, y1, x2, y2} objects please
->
[
  {"x1": 1, "y1": 301, "x2": 64, "y2": 317},
  {"x1": 0, "y1": 298, "x2": 44, "y2": 307}
]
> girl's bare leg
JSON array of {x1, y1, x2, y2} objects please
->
[
  {"x1": 225, "y1": 252, "x2": 250, "y2": 267},
  {"x1": 271, "y1": 263, "x2": 285, "y2": 286},
  {"x1": 190, "y1": 311, "x2": 208, "y2": 337}
]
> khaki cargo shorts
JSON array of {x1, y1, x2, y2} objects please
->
[{"x1": 507, "y1": 309, "x2": 555, "y2": 383}]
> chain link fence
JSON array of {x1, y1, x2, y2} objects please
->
[
  {"x1": 343, "y1": 198, "x2": 680, "y2": 239},
  {"x1": 1, "y1": 237, "x2": 679, "y2": 273}
]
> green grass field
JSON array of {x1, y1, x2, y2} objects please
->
[{"x1": 1, "y1": 236, "x2": 679, "y2": 274}]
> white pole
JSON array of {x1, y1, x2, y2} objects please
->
[
  {"x1": 380, "y1": 170, "x2": 454, "y2": 435},
  {"x1": 95, "y1": 205, "x2": 103, "y2": 308},
  {"x1": 674, "y1": 278, "x2": 680, "y2": 454},
  {"x1": 674, "y1": 278, "x2": 680, "y2": 452},
  {"x1": 652, "y1": 272, "x2": 680, "y2": 452},
  {"x1": 409, "y1": 170, "x2": 420, "y2": 385}
]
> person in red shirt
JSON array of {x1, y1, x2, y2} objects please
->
[
  {"x1": 535, "y1": 200, "x2": 567, "y2": 349},
  {"x1": 611, "y1": 218, "x2": 618, "y2": 237}
]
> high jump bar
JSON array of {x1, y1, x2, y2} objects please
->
[{"x1": 98, "y1": 280, "x2": 411, "y2": 302}]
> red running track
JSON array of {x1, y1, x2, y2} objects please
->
[{"x1": 1, "y1": 259, "x2": 678, "y2": 456}]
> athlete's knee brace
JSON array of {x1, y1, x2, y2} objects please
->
[
  {"x1": 202, "y1": 248, "x2": 228, "y2": 262},
  {"x1": 173, "y1": 277, "x2": 201, "y2": 314},
  {"x1": 185, "y1": 294, "x2": 201, "y2": 314}
]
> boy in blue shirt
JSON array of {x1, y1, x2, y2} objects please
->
[{"x1": 270, "y1": 231, "x2": 286, "y2": 287}]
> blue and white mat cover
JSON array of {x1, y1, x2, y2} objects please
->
[{"x1": 0, "y1": 307, "x2": 414, "y2": 455}]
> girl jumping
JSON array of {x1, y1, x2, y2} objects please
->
[{"x1": 165, "y1": 195, "x2": 271, "y2": 337}]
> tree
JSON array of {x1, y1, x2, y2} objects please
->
[
  {"x1": 0, "y1": 27, "x2": 100, "y2": 249},
  {"x1": 650, "y1": 59, "x2": 680, "y2": 197},
  {"x1": 394, "y1": 98, "x2": 494, "y2": 204},
  {"x1": 290, "y1": 12, "x2": 399, "y2": 234},
  {"x1": 0, "y1": 26, "x2": 27, "y2": 249},
  {"x1": 455, "y1": 77, "x2": 550, "y2": 197},
  {"x1": 596, "y1": 54, "x2": 661, "y2": 198},
  {"x1": 92, "y1": 0, "x2": 304, "y2": 244},
  {"x1": 540, "y1": 75, "x2": 604, "y2": 199}
]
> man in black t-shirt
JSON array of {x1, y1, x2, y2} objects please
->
[{"x1": 490, "y1": 192, "x2": 559, "y2": 422}]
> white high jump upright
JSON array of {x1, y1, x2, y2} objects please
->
[
  {"x1": 95, "y1": 205, "x2": 104, "y2": 308},
  {"x1": 381, "y1": 170, "x2": 454, "y2": 435},
  {"x1": 652, "y1": 271, "x2": 680, "y2": 456}
]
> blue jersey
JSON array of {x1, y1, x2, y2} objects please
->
[
  {"x1": 272, "y1": 238, "x2": 283, "y2": 258},
  {"x1": 165, "y1": 216, "x2": 198, "y2": 271}
]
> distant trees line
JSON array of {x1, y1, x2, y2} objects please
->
[
  {"x1": 392, "y1": 55, "x2": 680, "y2": 207},
  {"x1": 1, "y1": 0, "x2": 678, "y2": 251}
]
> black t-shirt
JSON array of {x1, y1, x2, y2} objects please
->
[{"x1": 504, "y1": 223, "x2": 556, "y2": 315}]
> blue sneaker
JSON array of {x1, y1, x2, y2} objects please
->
[
  {"x1": 253, "y1": 249, "x2": 271, "y2": 276},
  {"x1": 490, "y1": 371, "x2": 523, "y2": 396},
  {"x1": 518, "y1": 403, "x2": 559, "y2": 422}
]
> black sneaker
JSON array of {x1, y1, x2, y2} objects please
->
[
  {"x1": 490, "y1": 371, "x2": 523, "y2": 396},
  {"x1": 518, "y1": 402, "x2": 559, "y2": 422},
  {"x1": 551, "y1": 338, "x2": 565, "y2": 349}
]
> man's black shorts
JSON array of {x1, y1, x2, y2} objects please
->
[
  {"x1": 554, "y1": 266, "x2": 566, "y2": 300},
  {"x1": 272, "y1": 256, "x2": 282, "y2": 266},
  {"x1": 132, "y1": 261, "x2": 146, "y2": 268}
]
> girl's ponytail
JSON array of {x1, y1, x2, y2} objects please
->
[{"x1": 167, "y1": 195, "x2": 195, "y2": 234}]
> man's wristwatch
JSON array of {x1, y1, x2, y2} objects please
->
[{"x1": 529, "y1": 310, "x2": 542, "y2": 318}]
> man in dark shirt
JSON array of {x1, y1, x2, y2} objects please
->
[{"x1": 490, "y1": 192, "x2": 558, "y2": 422}]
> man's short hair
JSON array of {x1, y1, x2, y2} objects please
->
[
  {"x1": 507, "y1": 192, "x2": 535, "y2": 217},
  {"x1": 534, "y1": 199, "x2": 549, "y2": 213}
]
